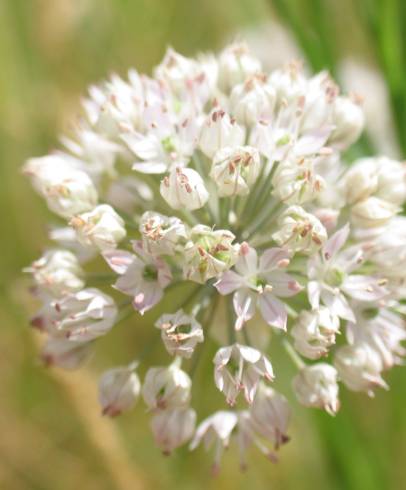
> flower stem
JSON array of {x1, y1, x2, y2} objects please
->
[{"x1": 282, "y1": 338, "x2": 305, "y2": 370}]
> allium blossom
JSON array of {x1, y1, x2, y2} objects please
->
[
  {"x1": 23, "y1": 42, "x2": 406, "y2": 472},
  {"x1": 215, "y1": 243, "x2": 302, "y2": 330},
  {"x1": 98, "y1": 363, "x2": 141, "y2": 416},
  {"x1": 155, "y1": 310, "x2": 204, "y2": 358},
  {"x1": 293, "y1": 363, "x2": 340, "y2": 415},
  {"x1": 213, "y1": 343, "x2": 274, "y2": 405}
]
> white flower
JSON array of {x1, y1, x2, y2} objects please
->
[
  {"x1": 328, "y1": 95, "x2": 365, "y2": 150},
  {"x1": 199, "y1": 108, "x2": 245, "y2": 159},
  {"x1": 160, "y1": 166, "x2": 209, "y2": 211},
  {"x1": 25, "y1": 249, "x2": 84, "y2": 297},
  {"x1": 346, "y1": 306, "x2": 406, "y2": 370},
  {"x1": 23, "y1": 154, "x2": 98, "y2": 218},
  {"x1": 210, "y1": 146, "x2": 261, "y2": 197},
  {"x1": 273, "y1": 206, "x2": 327, "y2": 255},
  {"x1": 140, "y1": 212, "x2": 187, "y2": 256},
  {"x1": 151, "y1": 407, "x2": 196, "y2": 455},
  {"x1": 183, "y1": 225, "x2": 239, "y2": 283},
  {"x1": 229, "y1": 74, "x2": 276, "y2": 126},
  {"x1": 155, "y1": 310, "x2": 204, "y2": 358},
  {"x1": 83, "y1": 71, "x2": 144, "y2": 136},
  {"x1": 342, "y1": 158, "x2": 379, "y2": 204},
  {"x1": 122, "y1": 108, "x2": 200, "y2": 174},
  {"x1": 374, "y1": 156, "x2": 406, "y2": 206},
  {"x1": 213, "y1": 343, "x2": 274, "y2": 405},
  {"x1": 98, "y1": 363, "x2": 140, "y2": 416},
  {"x1": 70, "y1": 204, "x2": 126, "y2": 251},
  {"x1": 268, "y1": 62, "x2": 306, "y2": 104},
  {"x1": 308, "y1": 224, "x2": 388, "y2": 322},
  {"x1": 272, "y1": 157, "x2": 325, "y2": 205},
  {"x1": 215, "y1": 243, "x2": 301, "y2": 330},
  {"x1": 189, "y1": 411, "x2": 238, "y2": 475},
  {"x1": 292, "y1": 363, "x2": 340, "y2": 415},
  {"x1": 142, "y1": 359, "x2": 191, "y2": 410},
  {"x1": 334, "y1": 343, "x2": 388, "y2": 396},
  {"x1": 351, "y1": 196, "x2": 398, "y2": 229},
  {"x1": 249, "y1": 383, "x2": 291, "y2": 449},
  {"x1": 103, "y1": 241, "x2": 172, "y2": 314},
  {"x1": 61, "y1": 128, "x2": 121, "y2": 179},
  {"x1": 51, "y1": 288, "x2": 117, "y2": 342},
  {"x1": 41, "y1": 336, "x2": 93, "y2": 370},
  {"x1": 218, "y1": 42, "x2": 261, "y2": 93},
  {"x1": 291, "y1": 307, "x2": 340, "y2": 360}
]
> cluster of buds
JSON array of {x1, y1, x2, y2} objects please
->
[{"x1": 23, "y1": 42, "x2": 405, "y2": 472}]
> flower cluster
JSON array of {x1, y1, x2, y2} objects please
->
[{"x1": 24, "y1": 43, "x2": 406, "y2": 471}]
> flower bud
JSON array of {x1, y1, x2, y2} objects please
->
[
  {"x1": 351, "y1": 196, "x2": 398, "y2": 228},
  {"x1": 292, "y1": 363, "x2": 340, "y2": 415},
  {"x1": 140, "y1": 211, "x2": 187, "y2": 256},
  {"x1": 154, "y1": 48, "x2": 198, "y2": 93},
  {"x1": 229, "y1": 74, "x2": 276, "y2": 126},
  {"x1": 273, "y1": 206, "x2": 327, "y2": 255},
  {"x1": 328, "y1": 95, "x2": 365, "y2": 150},
  {"x1": 183, "y1": 225, "x2": 239, "y2": 283},
  {"x1": 268, "y1": 62, "x2": 306, "y2": 104},
  {"x1": 23, "y1": 155, "x2": 98, "y2": 218},
  {"x1": 291, "y1": 308, "x2": 340, "y2": 359},
  {"x1": 98, "y1": 363, "x2": 140, "y2": 416},
  {"x1": 142, "y1": 359, "x2": 192, "y2": 410},
  {"x1": 214, "y1": 343, "x2": 274, "y2": 405},
  {"x1": 210, "y1": 146, "x2": 261, "y2": 197},
  {"x1": 199, "y1": 109, "x2": 245, "y2": 159},
  {"x1": 272, "y1": 158, "x2": 325, "y2": 205},
  {"x1": 190, "y1": 411, "x2": 238, "y2": 474},
  {"x1": 218, "y1": 42, "x2": 261, "y2": 93},
  {"x1": 70, "y1": 204, "x2": 126, "y2": 251},
  {"x1": 151, "y1": 408, "x2": 196, "y2": 455},
  {"x1": 41, "y1": 336, "x2": 92, "y2": 370},
  {"x1": 334, "y1": 343, "x2": 387, "y2": 396},
  {"x1": 155, "y1": 310, "x2": 203, "y2": 358},
  {"x1": 25, "y1": 249, "x2": 84, "y2": 297},
  {"x1": 342, "y1": 158, "x2": 378, "y2": 204},
  {"x1": 250, "y1": 384, "x2": 290, "y2": 449},
  {"x1": 52, "y1": 288, "x2": 117, "y2": 342},
  {"x1": 160, "y1": 166, "x2": 209, "y2": 211},
  {"x1": 374, "y1": 156, "x2": 406, "y2": 206}
]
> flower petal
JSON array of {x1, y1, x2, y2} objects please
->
[
  {"x1": 258, "y1": 292, "x2": 287, "y2": 330},
  {"x1": 233, "y1": 289, "x2": 256, "y2": 330}
]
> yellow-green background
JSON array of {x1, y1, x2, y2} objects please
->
[{"x1": 1, "y1": 1, "x2": 405, "y2": 489}]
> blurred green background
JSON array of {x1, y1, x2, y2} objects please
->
[{"x1": 1, "y1": 0, "x2": 406, "y2": 489}]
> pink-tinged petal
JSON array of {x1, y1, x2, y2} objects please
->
[
  {"x1": 341, "y1": 275, "x2": 388, "y2": 302},
  {"x1": 308, "y1": 281, "x2": 321, "y2": 309},
  {"x1": 233, "y1": 290, "x2": 256, "y2": 330},
  {"x1": 214, "y1": 271, "x2": 245, "y2": 295},
  {"x1": 265, "y1": 271, "x2": 302, "y2": 298},
  {"x1": 156, "y1": 259, "x2": 173, "y2": 288},
  {"x1": 323, "y1": 223, "x2": 350, "y2": 261},
  {"x1": 294, "y1": 126, "x2": 333, "y2": 155},
  {"x1": 133, "y1": 283, "x2": 163, "y2": 315},
  {"x1": 235, "y1": 243, "x2": 258, "y2": 276},
  {"x1": 335, "y1": 245, "x2": 364, "y2": 273},
  {"x1": 258, "y1": 293, "x2": 287, "y2": 330},
  {"x1": 242, "y1": 367, "x2": 260, "y2": 404},
  {"x1": 103, "y1": 250, "x2": 134, "y2": 274},
  {"x1": 320, "y1": 289, "x2": 355, "y2": 322},
  {"x1": 213, "y1": 346, "x2": 233, "y2": 368},
  {"x1": 238, "y1": 345, "x2": 261, "y2": 363},
  {"x1": 259, "y1": 248, "x2": 290, "y2": 272}
]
